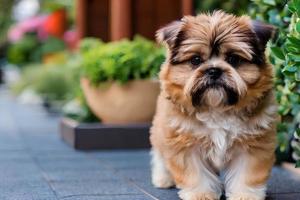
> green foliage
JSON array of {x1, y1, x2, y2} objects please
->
[
  {"x1": 40, "y1": 36, "x2": 66, "y2": 55},
  {"x1": 40, "y1": 0, "x2": 71, "y2": 13},
  {"x1": 79, "y1": 38, "x2": 103, "y2": 54},
  {"x1": 0, "y1": 0, "x2": 14, "y2": 45},
  {"x1": 7, "y1": 33, "x2": 41, "y2": 65},
  {"x1": 7, "y1": 33, "x2": 66, "y2": 65},
  {"x1": 12, "y1": 52, "x2": 97, "y2": 122},
  {"x1": 63, "y1": 93, "x2": 99, "y2": 123},
  {"x1": 195, "y1": 0, "x2": 250, "y2": 15},
  {"x1": 250, "y1": 0, "x2": 300, "y2": 164},
  {"x1": 297, "y1": 160, "x2": 300, "y2": 167},
  {"x1": 12, "y1": 53, "x2": 81, "y2": 103},
  {"x1": 81, "y1": 36, "x2": 165, "y2": 85}
]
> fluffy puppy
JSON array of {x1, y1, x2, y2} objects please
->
[{"x1": 150, "y1": 11, "x2": 277, "y2": 200}]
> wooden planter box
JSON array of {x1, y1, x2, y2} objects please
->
[{"x1": 60, "y1": 118, "x2": 151, "y2": 150}]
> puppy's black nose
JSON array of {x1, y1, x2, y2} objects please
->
[{"x1": 205, "y1": 68, "x2": 223, "y2": 80}]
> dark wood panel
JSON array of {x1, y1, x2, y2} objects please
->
[
  {"x1": 132, "y1": 0, "x2": 155, "y2": 39},
  {"x1": 60, "y1": 118, "x2": 151, "y2": 150},
  {"x1": 132, "y1": 0, "x2": 183, "y2": 40},
  {"x1": 77, "y1": 0, "x2": 193, "y2": 41},
  {"x1": 86, "y1": 0, "x2": 110, "y2": 41},
  {"x1": 155, "y1": 0, "x2": 182, "y2": 30}
]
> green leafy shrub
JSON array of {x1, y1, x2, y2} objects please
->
[
  {"x1": 0, "y1": 0, "x2": 14, "y2": 46},
  {"x1": 40, "y1": 36, "x2": 66, "y2": 55},
  {"x1": 7, "y1": 33, "x2": 41, "y2": 65},
  {"x1": 12, "y1": 53, "x2": 81, "y2": 103},
  {"x1": 250, "y1": 0, "x2": 300, "y2": 166},
  {"x1": 81, "y1": 36, "x2": 165, "y2": 85},
  {"x1": 195, "y1": 0, "x2": 250, "y2": 15},
  {"x1": 62, "y1": 94, "x2": 99, "y2": 123},
  {"x1": 79, "y1": 37, "x2": 103, "y2": 54},
  {"x1": 12, "y1": 52, "x2": 97, "y2": 122},
  {"x1": 7, "y1": 32, "x2": 66, "y2": 66}
]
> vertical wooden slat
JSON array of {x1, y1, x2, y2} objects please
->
[
  {"x1": 110, "y1": 0, "x2": 132, "y2": 41},
  {"x1": 76, "y1": 0, "x2": 110, "y2": 41},
  {"x1": 87, "y1": 0, "x2": 110, "y2": 41},
  {"x1": 155, "y1": 0, "x2": 181, "y2": 30},
  {"x1": 132, "y1": 0, "x2": 155, "y2": 39},
  {"x1": 132, "y1": 0, "x2": 183, "y2": 40},
  {"x1": 76, "y1": 0, "x2": 86, "y2": 39},
  {"x1": 181, "y1": 0, "x2": 194, "y2": 16}
]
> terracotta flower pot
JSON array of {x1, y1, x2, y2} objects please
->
[{"x1": 81, "y1": 78, "x2": 160, "y2": 124}]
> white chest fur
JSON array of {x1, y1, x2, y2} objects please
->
[
  {"x1": 168, "y1": 105, "x2": 276, "y2": 170},
  {"x1": 169, "y1": 104, "x2": 277, "y2": 168},
  {"x1": 168, "y1": 111, "x2": 240, "y2": 169},
  {"x1": 195, "y1": 111, "x2": 241, "y2": 169}
]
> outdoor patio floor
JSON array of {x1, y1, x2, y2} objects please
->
[{"x1": 0, "y1": 86, "x2": 299, "y2": 200}]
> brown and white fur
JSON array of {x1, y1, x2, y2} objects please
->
[{"x1": 150, "y1": 11, "x2": 277, "y2": 200}]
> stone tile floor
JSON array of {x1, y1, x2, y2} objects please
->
[{"x1": 0, "y1": 86, "x2": 299, "y2": 200}]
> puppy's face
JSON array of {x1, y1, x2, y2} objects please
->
[{"x1": 158, "y1": 11, "x2": 274, "y2": 109}]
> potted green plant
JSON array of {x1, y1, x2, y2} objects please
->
[{"x1": 80, "y1": 36, "x2": 165, "y2": 124}]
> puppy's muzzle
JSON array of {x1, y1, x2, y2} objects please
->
[
  {"x1": 205, "y1": 67, "x2": 223, "y2": 80},
  {"x1": 191, "y1": 66, "x2": 239, "y2": 107}
]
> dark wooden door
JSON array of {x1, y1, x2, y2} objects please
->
[
  {"x1": 132, "y1": 0, "x2": 183, "y2": 40},
  {"x1": 76, "y1": 0, "x2": 193, "y2": 41},
  {"x1": 77, "y1": 0, "x2": 110, "y2": 41}
]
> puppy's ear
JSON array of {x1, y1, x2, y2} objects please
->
[
  {"x1": 251, "y1": 20, "x2": 276, "y2": 50},
  {"x1": 156, "y1": 20, "x2": 184, "y2": 48}
]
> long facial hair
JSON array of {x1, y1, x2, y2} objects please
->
[{"x1": 190, "y1": 80, "x2": 239, "y2": 107}]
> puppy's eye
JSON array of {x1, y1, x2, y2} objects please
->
[
  {"x1": 226, "y1": 54, "x2": 242, "y2": 67},
  {"x1": 190, "y1": 55, "x2": 202, "y2": 67}
]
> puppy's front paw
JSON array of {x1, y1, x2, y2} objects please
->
[
  {"x1": 228, "y1": 194, "x2": 264, "y2": 200},
  {"x1": 178, "y1": 189, "x2": 218, "y2": 200},
  {"x1": 152, "y1": 173, "x2": 174, "y2": 188}
]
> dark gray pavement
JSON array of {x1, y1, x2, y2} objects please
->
[{"x1": 0, "y1": 86, "x2": 299, "y2": 200}]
